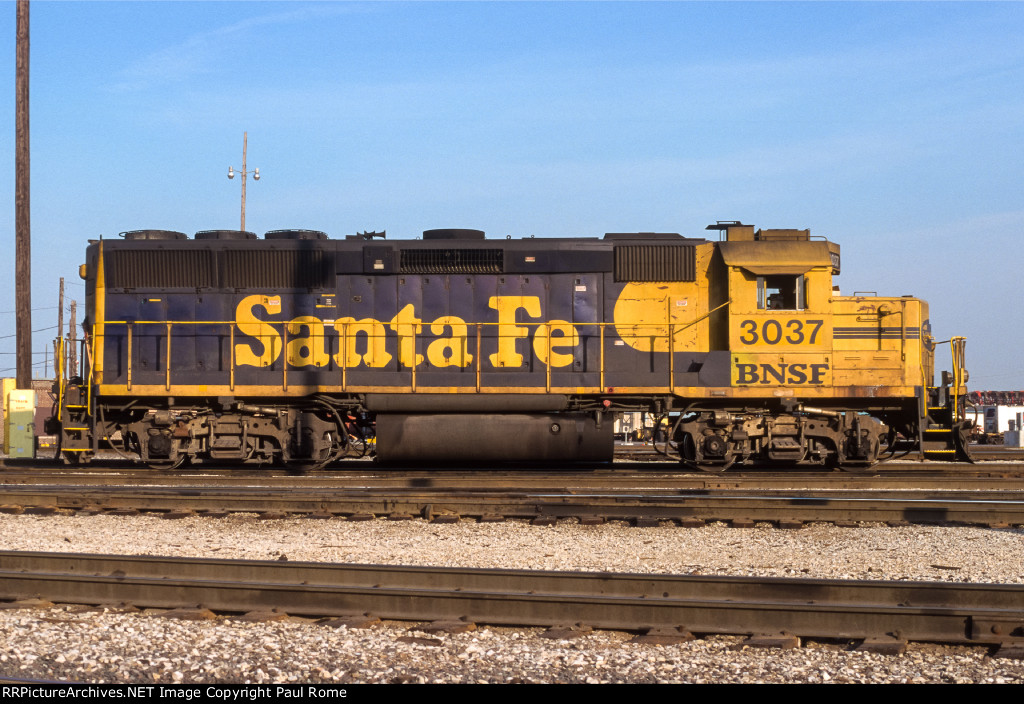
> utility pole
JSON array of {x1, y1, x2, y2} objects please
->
[
  {"x1": 15, "y1": 0, "x2": 31, "y2": 388},
  {"x1": 227, "y1": 132, "x2": 259, "y2": 231},
  {"x1": 56, "y1": 278, "x2": 64, "y2": 379},
  {"x1": 69, "y1": 300, "x2": 77, "y2": 378},
  {"x1": 241, "y1": 131, "x2": 247, "y2": 231}
]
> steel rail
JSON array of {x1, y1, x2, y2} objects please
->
[
  {"x1": 0, "y1": 551, "x2": 1021, "y2": 646},
  {"x1": 5, "y1": 466, "x2": 1024, "y2": 491},
  {"x1": 7, "y1": 454, "x2": 1024, "y2": 474},
  {"x1": 2, "y1": 482, "x2": 1024, "y2": 524},
  {"x1": 2, "y1": 485, "x2": 1024, "y2": 525},
  {"x1": 614, "y1": 445, "x2": 1024, "y2": 463}
]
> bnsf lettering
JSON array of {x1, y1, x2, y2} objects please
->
[
  {"x1": 738, "y1": 319, "x2": 824, "y2": 345},
  {"x1": 735, "y1": 363, "x2": 829, "y2": 385},
  {"x1": 233, "y1": 294, "x2": 579, "y2": 370}
]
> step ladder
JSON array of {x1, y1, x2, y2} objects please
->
[
  {"x1": 59, "y1": 393, "x2": 93, "y2": 462},
  {"x1": 920, "y1": 336, "x2": 972, "y2": 462}
]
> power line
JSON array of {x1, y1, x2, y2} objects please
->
[
  {"x1": 0, "y1": 359, "x2": 51, "y2": 374},
  {"x1": 0, "y1": 325, "x2": 58, "y2": 340},
  {"x1": 0, "y1": 306, "x2": 58, "y2": 315}
]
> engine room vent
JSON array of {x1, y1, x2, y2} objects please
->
[
  {"x1": 106, "y1": 250, "x2": 217, "y2": 289},
  {"x1": 120, "y1": 230, "x2": 188, "y2": 241},
  {"x1": 400, "y1": 249, "x2": 504, "y2": 274},
  {"x1": 221, "y1": 249, "x2": 333, "y2": 289},
  {"x1": 265, "y1": 229, "x2": 329, "y2": 240},
  {"x1": 422, "y1": 229, "x2": 486, "y2": 240},
  {"x1": 195, "y1": 230, "x2": 258, "y2": 240},
  {"x1": 614, "y1": 245, "x2": 696, "y2": 282}
]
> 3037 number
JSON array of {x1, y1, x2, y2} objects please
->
[{"x1": 738, "y1": 319, "x2": 824, "y2": 345}]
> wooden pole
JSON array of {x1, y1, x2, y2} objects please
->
[
  {"x1": 57, "y1": 277, "x2": 64, "y2": 379},
  {"x1": 69, "y1": 300, "x2": 77, "y2": 378},
  {"x1": 240, "y1": 131, "x2": 247, "y2": 231},
  {"x1": 15, "y1": 0, "x2": 31, "y2": 388}
]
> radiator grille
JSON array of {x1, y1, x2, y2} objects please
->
[
  {"x1": 105, "y1": 250, "x2": 216, "y2": 289},
  {"x1": 614, "y1": 245, "x2": 696, "y2": 282},
  {"x1": 221, "y1": 250, "x2": 333, "y2": 289},
  {"x1": 400, "y1": 249, "x2": 503, "y2": 274},
  {"x1": 105, "y1": 249, "x2": 333, "y2": 289}
]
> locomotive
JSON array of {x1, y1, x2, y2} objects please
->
[{"x1": 53, "y1": 221, "x2": 971, "y2": 470}]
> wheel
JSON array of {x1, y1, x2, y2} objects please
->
[
  {"x1": 837, "y1": 461, "x2": 878, "y2": 475},
  {"x1": 145, "y1": 453, "x2": 187, "y2": 470},
  {"x1": 692, "y1": 460, "x2": 731, "y2": 474}
]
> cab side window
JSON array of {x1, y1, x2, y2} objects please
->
[{"x1": 757, "y1": 275, "x2": 805, "y2": 310}]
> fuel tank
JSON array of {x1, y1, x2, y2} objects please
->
[{"x1": 375, "y1": 413, "x2": 613, "y2": 464}]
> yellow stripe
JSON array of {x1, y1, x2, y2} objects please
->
[{"x1": 94, "y1": 382, "x2": 923, "y2": 400}]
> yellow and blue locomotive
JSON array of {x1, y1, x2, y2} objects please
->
[{"x1": 55, "y1": 222, "x2": 970, "y2": 470}]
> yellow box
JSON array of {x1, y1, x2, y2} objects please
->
[{"x1": 4, "y1": 387, "x2": 36, "y2": 458}]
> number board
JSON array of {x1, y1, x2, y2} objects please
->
[{"x1": 731, "y1": 316, "x2": 831, "y2": 350}]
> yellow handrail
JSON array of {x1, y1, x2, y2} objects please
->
[
  {"x1": 127, "y1": 323, "x2": 133, "y2": 392},
  {"x1": 166, "y1": 322, "x2": 172, "y2": 391},
  {"x1": 55, "y1": 334, "x2": 65, "y2": 422},
  {"x1": 475, "y1": 323, "x2": 482, "y2": 393},
  {"x1": 92, "y1": 311, "x2": 728, "y2": 396},
  {"x1": 951, "y1": 336, "x2": 967, "y2": 422}
]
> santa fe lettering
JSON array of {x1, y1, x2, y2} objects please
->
[{"x1": 232, "y1": 294, "x2": 580, "y2": 370}]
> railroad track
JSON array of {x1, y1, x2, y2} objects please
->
[
  {"x1": 4, "y1": 460, "x2": 1024, "y2": 487},
  {"x1": 1, "y1": 481, "x2": 1023, "y2": 526},
  {"x1": 613, "y1": 444, "x2": 1024, "y2": 463},
  {"x1": 4, "y1": 460, "x2": 1024, "y2": 526},
  {"x1": 6, "y1": 442, "x2": 1024, "y2": 472},
  {"x1": 0, "y1": 551, "x2": 1020, "y2": 654}
]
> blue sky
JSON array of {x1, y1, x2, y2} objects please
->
[{"x1": 0, "y1": 1, "x2": 1022, "y2": 388}]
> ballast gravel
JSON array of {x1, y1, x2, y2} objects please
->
[{"x1": 0, "y1": 513, "x2": 1021, "y2": 684}]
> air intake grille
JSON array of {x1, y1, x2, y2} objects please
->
[
  {"x1": 400, "y1": 249, "x2": 503, "y2": 274},
  {"x1": 106, "y1": 250, "x2": 216, "y2": 289},
  {"x1": 222, "y1": 250, "x2": 332, "y2": 289},
  {"x1": 104, "y1": 249, "x2": 333, "y2": 289},
  {"x1": 614, "y1": 245, "x2": 696, "y2": 282}
]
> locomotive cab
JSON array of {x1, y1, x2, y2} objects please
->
[
  {"x1": 721, "y1": 226, "x2": 836, "y2": 388},
  {"x1": 673, "y1": 225, "x2": 872, "y2": 470}
]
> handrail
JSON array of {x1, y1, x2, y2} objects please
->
[
  {"x1": 475, "y1": 324, "x2": 482, "y2": 393},
  {"x1": 166, "y1": 322, "x2": 172, "y2": 391},
  {"x1": 930, "y1": 336, "x2": 969, "y2": 421},
  {"x1": 127, "y1": 323, "x2": 133, "y2": 391},
  {"x1": 91, "y1": 309, "x2": 726, "y2": 395},
  {"x1": 681, "y1": 299, "x2": 731, "y2": 332},
  {"x1": 545, "y1": 322, "x2": 552, "y2": 393},
  {"x1": 900, "y1": 299, "x2": 906, "y2": 361},
  {"x1": 341, "y1": 324, "x2": 348, "y2": 392},
  {"x1": 84, "y1": 334, "x2": 96, "y2": 415},
  {"x1": 663, "y1": 299, "x2": 730, "y2": 391},
  {"x1": 667, "y1": 298, "x2": 674, "y2": 393},
  {"x1": 951, "y1": 336, "x2": 967, "y2": 422},
  {"x1": 54, "y1": 335, "x2": 66, "y2": 422}
]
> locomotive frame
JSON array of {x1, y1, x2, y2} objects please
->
[{"x1": 54, "y1": 222, "x2": 971, "y2": 470}]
